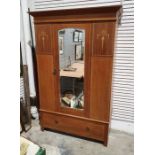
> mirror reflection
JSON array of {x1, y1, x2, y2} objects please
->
[{"x1": 58, "y1": 28, "x2": 85, "y2": 109}]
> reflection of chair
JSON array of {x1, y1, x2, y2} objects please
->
[
  {"x1": 77, "y1": 91, "x2": 83, "y2": 100},
  {"x1": 73, "y1": 77, "x2": 83, "y2": 95},
  {"x1": 60, "y1": 77, "x2": 73, "y2": 94},
  {"x1": 72, "y1": 91, "x2": 84, "y2": 108},
  {"x1": 69, "y1": 77, "x2": 83, "y2": 96},
  {"x1": 60, "y1": 76, "x2": 83, "y2": 97}
]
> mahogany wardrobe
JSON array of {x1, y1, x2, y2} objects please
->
[{"x1": 30, "y1": 6, "x2": 121, "y2": 146}]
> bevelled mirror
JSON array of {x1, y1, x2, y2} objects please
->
[{"x1": 58, "y1": 28, "x2": 85, "y2": 110}]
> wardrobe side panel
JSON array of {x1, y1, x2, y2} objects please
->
[
  {"x1": 90, "y1": 57, "x2": 113, "y2": 122},
  {"x1": 36, "y1": 55, "x2": 55, "y2": 111}
]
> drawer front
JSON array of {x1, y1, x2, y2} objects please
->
[{"x1": 40, "y1": 112, "x2": 108, "y2": 141}]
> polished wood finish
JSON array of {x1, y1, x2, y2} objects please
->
[
  {"x1": 36, "y1": 55, "x2": 55, "y2": 111},
  {"x1": 90, "y1": 57, "x2": 113, "y2": 122},
  {"x1": 92, "y1": 22, "x2": 116, "y2": 56},
  {"x1": 29, "y1": 6, "x2": 121, "y2": 17},
  {"x1": 29, "y1": 5, "x2": 121, "y2": 24},
  {"x1": 30, "y1": 6, "x2": 121, "y2": 146},
  {"x1": 52, "y1": 23, "x2": 92, "y2": 117},
  {"x1": 41, "y1": 111, "x2": 107, "y2": 141},
  {"x1": 35, "y1": 24, "x2": 52, "y2": 54}
]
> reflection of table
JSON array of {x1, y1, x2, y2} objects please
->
[
  {"x1": 60, "y1": 62, "x2": 84, "y2": 78},
  {"x1": 60, "y1": 62, "x2": 84, "y2": 94}
]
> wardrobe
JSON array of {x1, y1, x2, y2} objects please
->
[{"x1": 30, "y1": 6, "x2": 121, "y2": 146}]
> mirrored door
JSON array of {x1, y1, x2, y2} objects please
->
[{"x1": 58, "y1": 28, "x2": 85, "y2": 110}]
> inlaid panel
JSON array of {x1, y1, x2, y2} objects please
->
[
  {"x1": 35, "y1": 24, "x2": 52, "y2": 54},
  {"x1": 93, "y1": 22, "x2": 116, "y2": 56}
]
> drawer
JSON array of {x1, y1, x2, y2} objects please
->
[{"x1": 41, "y1": 112, "x2": 108, "y2": 142}]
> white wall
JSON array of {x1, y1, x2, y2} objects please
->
[
  {"x1": 20, "y1": 0, "x2": 36, "y2": 97},
  {"x1": 25, "y1": 0, "x2": 134, "y2": 134},
  {"x1": 111, "y1": 0, "x2": 134, "y2": 133}
]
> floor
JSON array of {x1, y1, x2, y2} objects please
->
[{"x1": 21, "y1": 119, "x2": 134, "y2": 155}]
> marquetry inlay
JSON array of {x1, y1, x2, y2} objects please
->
[
  {"x1": 97, "y1": 31, "x2": 109, "y2": 50},
  {"x1": 40, "y1": 31, "x2": 48, "y2": 50}
]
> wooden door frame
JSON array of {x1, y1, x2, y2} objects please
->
[{"x1": 52, "y1": 23, "x2": 92, "y2": 117}]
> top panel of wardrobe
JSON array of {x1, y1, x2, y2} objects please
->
[{"x1": 29, "y1": 5, "x2": 122, "y2": 24}]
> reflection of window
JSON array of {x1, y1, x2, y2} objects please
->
[
  {"x1": 75, "y1": 44, "x2": 82, "y2": 60},
  {"x1": 73, "y1": 31, "x2": 79, "y2": 42},
  {"x1": 59, "y1": 36, "x2": 64, "y2": 54},
  {"x1": 73, "y1": 30, "x2": 83, "y2": 42},
  {"x1": 79, "y1": 32, "x2": 83, "y2": 41}
]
